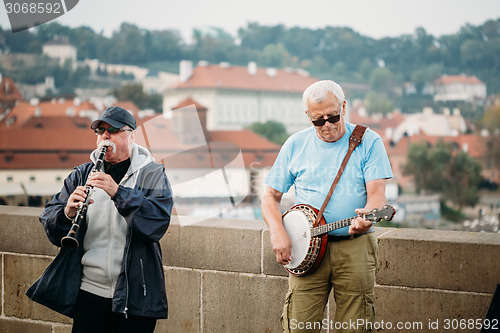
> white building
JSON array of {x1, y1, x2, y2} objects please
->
[
  {"x1": 163, "y1": 61, "x2": 320, "y2": 134},
  {"x1": 42, "y1": 38, "x2": 77, "y2": 69},
  {"x1": 432, "y1": 74, "x2": 487, "y2": 103},
  {"x1": 390, "y1": 107, "x2": 467, "y2": 143}
]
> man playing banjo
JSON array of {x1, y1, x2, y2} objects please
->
[{"x1": 261, "y1": 80, "x2": 393, "y2": 333}]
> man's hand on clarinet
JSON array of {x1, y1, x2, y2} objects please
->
[
  {"x1": 64, "y1": 186, "x2": 89, "y2": 219},
  {"x1": 86, "y1": 172, "x2": 119, "y2": 198}
]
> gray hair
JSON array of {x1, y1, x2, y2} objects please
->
[{"x1": 302, "y1": 80, "x2": 345, "y2": 110}]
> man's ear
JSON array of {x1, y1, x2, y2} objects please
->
[
  {"x1": 305, "y1": 110, "x2": 313, "y2": 125},
  {"x1": 129, "y1": 130, "x2": 136, "y2": 143}
]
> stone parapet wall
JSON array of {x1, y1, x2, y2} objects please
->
[{"x1": 0, "y1": 205, "x2": 499, "y2": 332}]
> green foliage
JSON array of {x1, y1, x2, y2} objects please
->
[
  {"x1": 440, "y1": 201, "x2": 467, "y2": 222},
  {"x1": 403, "y1": 140, "x2": 482, "y2": 210},
  {"x1": 482, "y1": 101, "x2": 500, "y2": 130},
  {"x1": 112, "y1": 83, "x2": 163, "y2": 112},
  {"x1": 369, "y1": 68, "x2": 396, "y2": 95},
  {"x1": 247, "y1": 121, "x2": 289, "y2": 145},
  {"x1": 3, "y1": 18, "x2": 500, "y2": 103},
  {"x1": 442, "y1": 151, "x2": 482, "y2": 209},
  {"x1": 364, "y1": 91, "x2": 393, "y2": 115},
  {"x1": 259, "y1": 43, "x2": 290, "y2": 68},
  {"x1": 51, "y1": 60, "x2": 91, "y2": 94}
]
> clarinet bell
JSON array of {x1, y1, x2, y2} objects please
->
[{"x1": 61, "y1": 223, "x2": 80, "y2": 249}]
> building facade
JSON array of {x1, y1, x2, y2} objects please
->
[
  {"x1": 163, "y1": 61, "x2": 320, "y2": 134},
  {"x1": 432, "y1": 74, "x2": 487, "y2": 103}
]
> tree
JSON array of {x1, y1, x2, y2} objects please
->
[
  {"x1": 443, "y1": 151, "x2": 481, "y2": 210},
  {"x1": 238, "y1": 23, "x2": 285, "y2": 50},
  {"x1": 403, "y1": 140, "x2": 482, "y2": 210},
  {"x1": 403, "y1": 140, "x2": 448, "y2": 194},
  {"x1": 107, "y1": 23, "x2": 148, "y2": 64},
  {"x1": 364, "y1": 91, "x2": 393, "y2": 115},
  {"x1": 247, "y1": 121, "x2": 288, "y2": 145},
  {"x1": 192, "y1": 27, "x2": 236, "y2": 63},
  {"x1": 359, "y1": 58, "x2": 376, "y2": 80},
  {"x1": 112, "y1": 83, "x2": 162, "y2": 112},
  {"x1": 259, "y1": 43, "x2": 289, "y2": 68},
  {"x1": 481, "y1": 98, "x2": 500, "y2": 186},
  {"x1": 369, "y1": 67, "x2": 396, "y2": 95},
  {"x1": 482, "y1": 98, "x2": 500, "y2": 130},
  {"x1": 411, "y1": 69, "x2": 426, "y2": 94}
]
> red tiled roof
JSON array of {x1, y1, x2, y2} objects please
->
[
  {"x1": 0, "y1": 127, "x2": 96, "y2": 151},
  {"x1": 176, "y1": 64, "x2": 319, "y2": 93},
  {"x1": 210, "y1": 130, "x2": 281, "y2": 151},
  {"x1": 0, "y1": 100, "x2": 98, "y2": 128},
  {"x1": 379, "y1": 110, "x2": 405, "y2": 129},
  {"x1": 0, "y1": 110, "x2": 281, "y2": 169},
  {"x1": 434, "y1": 74, "x2": 484, "y2": 85},
  {"x1": 0, "y1": 76, "x2": 24, "y2": 103},
  {"x1": 386, "y1": 133, "x2": 485, "y2": 159},
  {"x1": 136, "y1": 115, "x2": 280, "y2": 168}
]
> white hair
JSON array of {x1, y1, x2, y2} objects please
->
[{"x1": 302, "y1": 80, "x2": 345, "y2": 110}]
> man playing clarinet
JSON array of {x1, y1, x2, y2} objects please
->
[{"x1": 27, "y1": 106, "x2": 173, "y2": 333}]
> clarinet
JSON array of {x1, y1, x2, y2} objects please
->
[{"x1": 61, "y1": 144, "x2": 109, "y2": 249}]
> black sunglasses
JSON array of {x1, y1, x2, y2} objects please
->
[
  {"x1": 310, "y1": 114, "x2": 341, "y2": 127},
  {"x1": 94, "y1": 127, "x2": 132, "y2": 135}
]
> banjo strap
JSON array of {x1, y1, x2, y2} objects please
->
[{"x1": 314, "y1": 124, "x2": 368, "y2": 227}]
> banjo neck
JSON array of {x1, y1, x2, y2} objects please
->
[
  {"x1": 310, "y1": 216, "x2": 355, "y2": 237},
  {"x1": 309, "y1": 205, "x2": 396, "y2": 237}
]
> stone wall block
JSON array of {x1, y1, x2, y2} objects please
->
[
  {"x1": 0, "y1": 206, "x2": 56, "y2": 256},
  {"x1": 0, "y1": 318, "x2": 53, "y2": 333},
  {"x1": 374, "y1": 285, "x2": 492, "y2": 333},
  {"x1": 3, "y1": 254, "x2": 71, "y2": 324},
  {"x1": 377, "y1": 229, "x2": 500, "y2": 293},
  {"x1": 201, "y1": 271, "x2": 288, "y2": 333},
  {"x1": 162, "y1": 216, "x2": 264, "y2": 274},
  {"x1": 156, "y1": 267, "x2": 202, "y2": 333}
]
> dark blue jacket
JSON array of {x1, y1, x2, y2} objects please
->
[{"x1": 26, "y1": 157, "x2": 173, "y2": 319}]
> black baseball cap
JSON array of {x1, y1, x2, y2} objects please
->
[{"x1": 91, "y1": 106, "x2": 137, "y2": 130}]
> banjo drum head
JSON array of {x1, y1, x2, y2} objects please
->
[{"x1": 282, "y1": 210, "x2": 312, "y2": 269}]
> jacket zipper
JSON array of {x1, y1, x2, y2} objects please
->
[
  {"x1": 140, "y1": 258, "x2": 147, "y2": 296},
  {"x1": 123, "y1": 229, "x2": 132, "y2": 318}
]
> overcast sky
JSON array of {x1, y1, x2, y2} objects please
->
[{"x1": 1, "y1": 0, "x2": 500, "y2": 41}]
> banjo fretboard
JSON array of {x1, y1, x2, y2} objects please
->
[{"x1": 310, "y1": 217, "x2": 354, "y2": 237}]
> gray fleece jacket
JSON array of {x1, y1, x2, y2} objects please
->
[{"x1": 81, "y1": 143, "x2": 154, "y2": 298}]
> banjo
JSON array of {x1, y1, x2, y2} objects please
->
[{"x1": 282, "y1": 204, "x2": 396, "y2": 276}]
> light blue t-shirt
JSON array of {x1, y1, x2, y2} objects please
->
[{"x1": 265, "y1": 123, "x2": 393, "y2": 236}]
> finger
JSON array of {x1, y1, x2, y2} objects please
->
[
  {"x1": 355, "y1": 210, "x2": 368, "y2": 217},
  {"x1": 71, "y1": 191, "x2": 87, "y2": 201},
  {"x1": 279, "y1": 257, "x2": 289, "y2": 265}
]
